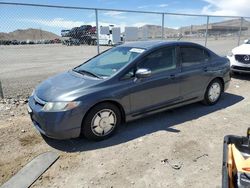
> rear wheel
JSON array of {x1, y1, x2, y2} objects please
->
[
  {"x1": 82, "y1": 103, "x2": 121, "y2": 140},
  {"x1": 203, "y1": 79, "x2": 223, "y2": 105}
]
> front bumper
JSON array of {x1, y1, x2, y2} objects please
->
[
  {"x1": 227, "y1": 55, "x2": 250, "y2": 73},
  {"x1": 27, "y1": 95, "x2": 83, "y2": 139}
]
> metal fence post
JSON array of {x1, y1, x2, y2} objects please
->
[
  {"x1": 0, "y1": 80, "x2": 4, "y2": 99},
  {"x1": 161, "y1": 13, "x2": 164, "y2": 40},
  {"x1": 238, "y1": 17, "x2": 243, "y2": 46},
  {"x1": 205, "y1": 16, "x2": 209, "y2": 47},
  {"x1": 95, "y1": 9, "x2": 100, "y2": 54}
]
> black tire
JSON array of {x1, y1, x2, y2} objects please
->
[
  {"x1": 203, "y1": 79, "x2": 223, "y2": 105},
  {"x1": 92, "y1": 40, "x2": 97, "y2": 46},
  {"x1": 82, "y1": 102, "x2": 121, "y2": 140}
]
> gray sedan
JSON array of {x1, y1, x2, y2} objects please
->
[{"x1": 28, "y1": 41, "x2": 230, "y2": 140}]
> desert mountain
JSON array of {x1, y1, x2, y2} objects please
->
[{"x1": 0, "y1": 28, "x2": 60, "y2": 40}]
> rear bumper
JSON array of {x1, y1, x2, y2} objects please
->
[{"x1": 28, "y1": 96, "x2": 83, "y2": 140}]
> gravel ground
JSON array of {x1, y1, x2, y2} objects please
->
[
  {"x1": 0, "y1": 44, "x2": 109, "y2": 98},
  {"x1": 0, "y1": 74, "x2": 250, "y2": 188},
  {"x1": 0, "y1": 41, "x2": 250, "y2": 187},
  {"x1": 0, "y1": 39, "x2": 241, "y2": 98}
]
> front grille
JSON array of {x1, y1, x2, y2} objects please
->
[
  {"x1": 231, "y1": 65, "x2": 250, "y2": 71},
  {"x1": 33, "y1": 94, "x2": 46, "y2": 106},
  {"x1": 235, "y1": 55, "x2": 250, "y2": 64}
]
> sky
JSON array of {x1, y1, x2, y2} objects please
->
[{"x1": 1, "y1": 0, "x2": 250, "y2": 35}]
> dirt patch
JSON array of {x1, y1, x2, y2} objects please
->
[
  {"x1": 19, "y1": 134, "x2": 42, "y2": 147},
  {"x1": 170, "y1": 140, "x2": 205, "y2": 161},
  {"x1": 0, "y1": 106, "x2": 51, "y2": 185},
  {"x1": 0, "y1": 155, "x2": 28, "y2": 183}
]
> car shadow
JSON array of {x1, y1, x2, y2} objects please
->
[
  {"x1": 231, "y1": 73, "x2": 250, "y2": 81},
  {"x1": 43, "y1": 93, "x2": 244, "y2": 152}
]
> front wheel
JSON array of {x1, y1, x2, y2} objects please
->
[
  {"x1": 203, "y1": 79, "x2": 223, "y2": 105},
  {"x1": 82, "y1": 103, "x2": 121, "y2": 140}
]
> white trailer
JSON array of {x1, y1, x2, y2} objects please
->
[{"x1": 99, "y1": 25, "x2": 122, "y2": 46}]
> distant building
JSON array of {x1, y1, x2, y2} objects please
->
[
  {"x1": 180, "y1": 18, "x2": 250, "y2": 36},
  {"x1": 136, "y1": 19, "x2": 250, "y2": 39}
]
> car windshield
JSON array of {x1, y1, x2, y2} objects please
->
[{"x1": 74, "y1": 46, "x2": 145, "y2": 78}]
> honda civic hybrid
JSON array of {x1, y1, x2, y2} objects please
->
[{"x1": 28, "y1": 41, "x2": 230, "y2": 140}]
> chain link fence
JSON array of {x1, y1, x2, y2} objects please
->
[{"x1": 1, "y1": 2, "x2": 250, "y2": 98}]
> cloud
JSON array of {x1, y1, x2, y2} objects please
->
[
  {"x1": 201, "y1": 0, "x2": 250, "y2": 17},
  {"x1": 138, "y1": 5, "x2": 149, "y2": 9},
  {"x1": 18, "y1": 17, "x2": 155, "y2": 33},
  {"x1": 157, "y1": 4, "x2": 168, "y2": 8},
  {"x1": 137, "y1": 1, "x2": 249, "y2": 17},
  {"x1": 103, "y1": 11, "x2": 125, "y2": 18},
  {"x1": 132, "y1": 22, "x2": 150, "y2": 27},
  {"x1": 19, "y1": 18, "x2": 114, "y2": 29},
  {"x1": 138, "y1": 4, "x2": 168, "y2": 9},
  {"x1": 20, "y1": 18, "x2": 85, "y2": 29}
]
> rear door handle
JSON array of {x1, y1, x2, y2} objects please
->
[{"x1": 170, "y1": 74, "x2": 175, "y2": 79}]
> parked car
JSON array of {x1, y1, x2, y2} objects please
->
[
  {"x1": 20, "y1": 41, "x2": 27, "y2": 45},
  {"x1": 61, "y1": 29, "x2": 70, "y2": 37},
  {"x1": 227, "y1": 39, "x2": 250, "y2": 74},
  {"x1": 62, "y1": 38, "x2": 80, "y2": 46},
  {"x1": 66, "y1": 25, "x2": 92, "y2": 39},
  {"x1": 11, "y1": 40, "x2": 19, "y2": 45},
  {"x1": 28, "y1": 40, "x2": 35, "y2": 45},
  {"x1": 28, "y1": 41, "x2": 230, "y2": 140},
  {"x1": 44, "y1": 40, "x2": 51, "y2": 44},
  {"x1": 0, "y1": 40, "x2": 11, "y2": 45},
  {"x1": 52, "y1": 38, "x2": 61, "y2": 44}
]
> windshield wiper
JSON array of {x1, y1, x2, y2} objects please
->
[{"x1": 73, "y1": 69, "x2": 102, "y2": 79}]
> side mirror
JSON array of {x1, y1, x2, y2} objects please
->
[{"x1": 135, "y1": 68, "x2": 151, "y2": 79}]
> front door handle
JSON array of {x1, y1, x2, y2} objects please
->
[{"x1": 203, "y1": 67, "x2": 208, "y2": 72}]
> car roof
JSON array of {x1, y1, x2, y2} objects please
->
[{"x1": 121, "y1": 40, "x2": 203, "y2": 50}]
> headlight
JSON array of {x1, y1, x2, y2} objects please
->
[
  {"x1": 42, "y1": 101, "x2": 81, "y2": 112},
  {"x1": 227, "y1": 51, "x2": 233, "y2": 57}
]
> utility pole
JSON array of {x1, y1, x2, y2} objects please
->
[{"x1": 0, "y1": 80, "x2": 4, "y2": 99}]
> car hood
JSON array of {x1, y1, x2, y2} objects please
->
[
  {"x1": 35, "y1": 70, "x2": 101, "y2": 102},
  {"x1": 232, "y1": 44, "x2": 250, "y2": 55}
]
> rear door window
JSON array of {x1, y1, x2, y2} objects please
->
[{"x1": 180, "y1": 46, "x2": 209, "y2": 67}]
